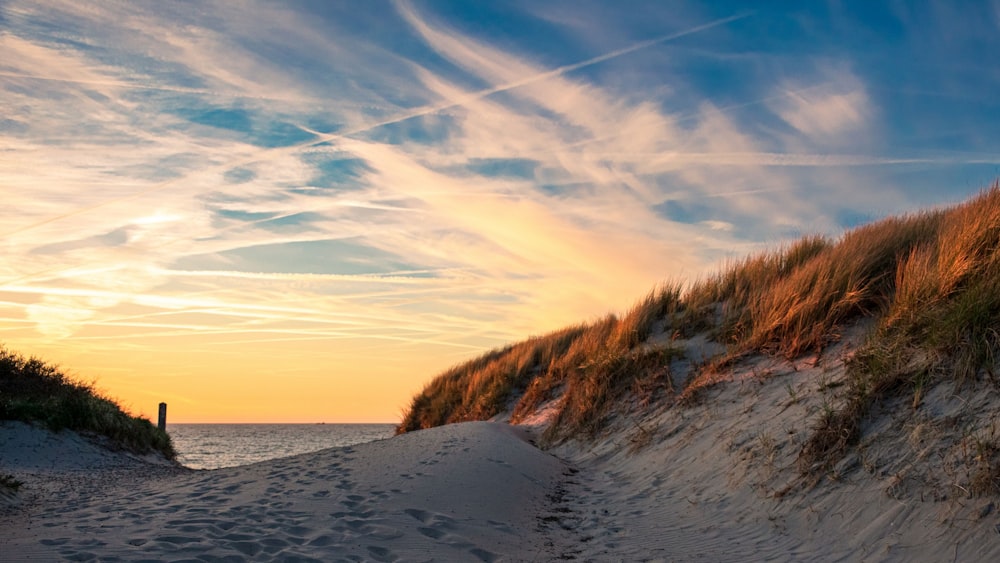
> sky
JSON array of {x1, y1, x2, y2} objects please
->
[{"x1": 2, "y1": 1, "x2": 999, "y2": 423}]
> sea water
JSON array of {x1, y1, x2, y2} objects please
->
[{"x1": 167, "y1": 424, "x2": 396, "y2": 470}]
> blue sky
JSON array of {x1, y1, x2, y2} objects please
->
[{"x1": 1, "y1": 1, "x2": 999, "y2": 421}]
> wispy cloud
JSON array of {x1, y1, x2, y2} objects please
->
[{"x1": 770, "y1": 66, "x2": 872, "y2": 144}]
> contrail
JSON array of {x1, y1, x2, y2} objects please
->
[
  {"x1": 312, "y1": 10, "x2": 755, "y2": 144},
  {"x1": 603, "y1": 152, "x2": 931, "y2": 167},
  {"x1": 0, "y1": 11, "x2": 752, "y2": 240}
]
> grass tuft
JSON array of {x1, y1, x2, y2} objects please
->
[{"x1": 397, "y1": 285, "x2": 683, "y2": 436}]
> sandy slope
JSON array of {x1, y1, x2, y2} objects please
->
[
  {"x1": 537, "y1": 336, "x2": 1000, "y2": 562},
  {"x1": 1, "y1": 421, "x2": 573, "y2": 562},
  {"x1": 0, "y1": 421, "x2": 184, "y2": 515}
]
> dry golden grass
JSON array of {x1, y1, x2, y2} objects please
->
[
  {"x1": 397, "y1": 285, "x2": 682, "y2": 435},
  {"x1": 685, "y1": 213, "x2": 941, "y2": 358}
]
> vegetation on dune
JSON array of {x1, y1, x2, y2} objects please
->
[
  {"x1": 398, "y1": 286, "x2": 684, "y2": 439},
  {"x1": 799, "y1": 187, "x2": 1000, "y2": 477},
  {"x1": 0, "y1": 346, "x2": 176, "y2": 460},
  {"x1": 399, "y1": 184, "x2": 1000, "y2": 488}
]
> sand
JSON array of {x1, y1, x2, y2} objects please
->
[
  {"x1": 1, "y1": 421, "x2": 574, "y2": 561},
  {"x1": 4, "y1": 335, "x2": 1000, "y2": 562}
]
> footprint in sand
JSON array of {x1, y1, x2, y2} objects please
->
[
  {"x1": 487, "y1": 520, "x2": 515, "y2": 535},
  {"x1": 155, "y1": 535, "x2": 201, "y2": 545},
  {"x1": 285, "y1": 525, "x2": 312, "y2": 537},
  {"x1": 417, "y1": 526, "x2": 446, "y2": 539},
  {"x1": 307, "y1": 534, "x2": 339, "y2": 547},
  {"x1": 470, "y1": 547, "x2": 500, "y2": 562},
  {"x1": 219, "y1": 533, "x2": 257, "y2": 542},
  {"x1": 260, "y1": 537, "x2": 290, "y2": 550},
  {"x1": 344, "y1": 518, "x2": 369, "y2": 531},
  {"x1": 166, "y1": 517, "x2": 216, "y2": 526},
  {"x1": 367, "y1": 545, "x2": 397, "y2": 562},
  {"x1": 59, "y1": 550, "x2": 97, "y2": 561},
  {"x1": 403, "y1": 508, "x2": 431, "y2": 523},
  {"x1": 39, "y1": 538, "x2": 69, "y2": 546},
  {"x1": 231, "y1": 540, "x2": 261, "y2": 556}
]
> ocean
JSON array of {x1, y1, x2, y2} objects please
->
[{"x1": 166, "y1": 424, "x2": 397, "y2": 470}]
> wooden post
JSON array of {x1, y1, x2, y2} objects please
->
[{"x1": 158, "y1": 402, "x2": 167, "y2": 431}]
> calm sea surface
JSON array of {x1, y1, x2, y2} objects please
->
[{"x1": 167, "y1": 424, "x2": 397, "y2": 470}]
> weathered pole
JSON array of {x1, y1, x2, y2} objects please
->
[{"x1": 158, "y1": 402, "x2": 167, "y2": 431}]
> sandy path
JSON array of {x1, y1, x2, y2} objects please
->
[{"x1": 1, "y1": 421, "x2": 574, "y2": 562}]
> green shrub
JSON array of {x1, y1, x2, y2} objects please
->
[{"x1": 0, "y1": 346, "x2": 176, "y2": 459}]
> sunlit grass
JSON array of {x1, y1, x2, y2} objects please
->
[{"x1": 398, "y1": 285, "x2": 682, "y2": 436}]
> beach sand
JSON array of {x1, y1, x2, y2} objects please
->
[
  {"x1": 1, "y1": 421, "x2": 573, "y2": 561},
  {"x1": 5, "y1": 347, "x2": 1000, "y2": 563}
]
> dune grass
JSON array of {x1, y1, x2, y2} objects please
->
[
  {"x1": 398, "y1": 286, "x2": 682, "y2": 437},
  {"x1": 799, "y1": 186, "x2": 1000, "y2": 474},
  {"x1": 399, "y1": 183, "x2": 1000, "y2": 480},
  {"x1": 0, "y1": 346, "x2": 176, "y2": 459}
]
